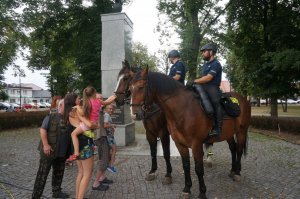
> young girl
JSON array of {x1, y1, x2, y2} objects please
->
[{"x1": 70, "y1": 86, "x2": 115, "y2": 160}]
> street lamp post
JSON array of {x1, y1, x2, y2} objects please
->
[
  {"x1": 19, "y1": 75, "x2": 21, "y2": 107},
  {"x1": 13, "y1": 68, "x2": 25, "y2": 108}
]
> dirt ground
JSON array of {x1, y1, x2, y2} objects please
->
[{"x1": 251, "y1": 128, "x2": 300, "y2": 145}]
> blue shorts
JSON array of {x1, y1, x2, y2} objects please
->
[{"x1": 107, "y1": 136, "x2": 116, "y2": 147}]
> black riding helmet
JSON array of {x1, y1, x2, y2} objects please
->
[
  {"x1": 200, "y1": 43, "x2": 217, "y2": 53},
  {"x1": 168, "y1": 50, "x2": 180, "y2": 58}
]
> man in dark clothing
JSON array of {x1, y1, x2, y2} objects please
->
[
  {"x1": 168, "y1": 50, "x2": 186, "y2": 84},
  {"x1": 193, "y1": 43, "x2": 223, "y2": 137},
  {"x1": 32, "y1": 99, "x2": 71, "y2": 199}
]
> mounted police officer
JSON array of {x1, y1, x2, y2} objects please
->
[
  {"x1": 168, "y1": 50, "x2": 186, "y2": 84},
  {"x1": 193, "y1": 43, "x2": 222, "y2": 137}
]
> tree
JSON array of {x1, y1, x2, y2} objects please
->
[
  {"x1": 157, "y1": 0, "x2": 232, "y2": 80},
  {"x1": 0, "y1": 90, "x2": 9, "y2": 101},
  {"x1": 132, "y1": 42, "x2": 158, "y2": 71},
  {"x1": 225, "y1": 0, "x2": 300, "y2": 117},
  {"x1": 155, "y1": 49, "x2": 169, "y2": 75},
  {"x1": 21, "y1": 0, "x2": 133, "y2": 95},
  {"x1": 0, "y1": 0, "x2": 25, "y2": 83}
]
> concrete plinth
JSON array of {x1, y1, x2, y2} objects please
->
[
  {"x1": 114, "y1": 122, "x2": 135, "y2": 146},
  {"x1": 101, "y1": 12, "x2": 135, "y2": 146}
]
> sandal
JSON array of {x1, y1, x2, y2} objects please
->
[{"x1": 68, "y1": 154, "x2": 78, "y2": 162}]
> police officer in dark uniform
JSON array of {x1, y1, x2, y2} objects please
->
[
  {"x1": 193, "y1": 43, "x2": 222, "y2": 137},
  {"x1": 168, "y1": 50, "x2": 186, "y2": 84}
]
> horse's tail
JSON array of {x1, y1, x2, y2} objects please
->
[{"x1": 243, "y1": 132, "x2": 248, "y2": 156}]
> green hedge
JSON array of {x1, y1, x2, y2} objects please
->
[
  {"x1": 250, "y1": 116, "x2": 300, "y2": 134},
  {"x1": 0, "y1": 112, "x2": 299, "y2": 135},
  {"x1": 0, "y1": 111, "x2": 49, "y2": 130}
]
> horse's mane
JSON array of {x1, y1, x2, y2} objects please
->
[{"x1": 134, "y1": 71, "x2": 185, "y2": 96}]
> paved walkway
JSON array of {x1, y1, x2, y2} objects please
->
[{"x1": 0, "y1": 127, "x2": 299, "y2": 199}]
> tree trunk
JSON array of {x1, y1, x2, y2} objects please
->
[
  {"x1": 270, "y1": 97, "x2": 278, "y2": 118},
  {"x1": 189, "y1": 9, "x2": 202, "y2": 80}
]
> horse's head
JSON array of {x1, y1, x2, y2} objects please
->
[
  {"x1": 114, "y1": 60, "x2": 134, "y2": 106},
  {"x1": 129, "y1": 67, "x2": 153, "y2": 120}
]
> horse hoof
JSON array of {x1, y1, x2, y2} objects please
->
[
  {"x1": 233, "y1": 174, "x2": 242, "y2": 182},
  {"x1": 198, "y1": 192, "x2": 208, "y2": 199},
  {"x1": 181, "y1": 192, "x2": 190, "y2": 199},
  {"x1": 145, "y1": 173, "x2": 156, "y2": 181},
  {"x1": 228, "y1": 171, "x2": 235, "y2": 178},
  {"x1": 162, "y1": 176, "x2": 172, "y2": 185},
  {"x1": 203, "y1": 159, "x2": 213, "y2": 168}
]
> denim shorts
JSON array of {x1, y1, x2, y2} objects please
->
[{"x1": 107, "y1": 136, "x2": 116, "y2": 146}]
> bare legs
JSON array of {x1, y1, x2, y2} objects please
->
[
  {"x1": 71, "y1": 126, "x2": 84, "y2": 156},
  {"x1": 92, "y1": 169, "x2": 106, "y2": 187},
  {"x1": 75, "y1": 156, "x2": 94, "y2": 199},
  {"x1": 109, "y1": 144, "x2": 116, "y2": 168}
]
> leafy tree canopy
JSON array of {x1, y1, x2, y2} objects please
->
[{"x1": 132, "y1": 42, "x2": 158, "y2": 72}]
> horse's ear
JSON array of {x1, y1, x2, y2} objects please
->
[{"x1": 122, "y1": 59, "x2": 131, "y2": 70}]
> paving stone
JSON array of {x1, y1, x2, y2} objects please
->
[{"x1": 0, "y1": 128, "x2": 299, "y2": 199}]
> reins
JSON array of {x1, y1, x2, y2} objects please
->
[
  {"x1": 129, "y1": 75, "x2": 179, "y2": 119},
  {"x1": 129, "y1": 77, "x2": 151, "y2": 119}
]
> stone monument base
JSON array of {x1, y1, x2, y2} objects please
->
[{"x1": 114, "y1": 122, "x2": 135, "y2": 146}]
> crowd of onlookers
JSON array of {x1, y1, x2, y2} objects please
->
[{"x1": 31, "y1": 87, "x2": 119, "y2": 199}]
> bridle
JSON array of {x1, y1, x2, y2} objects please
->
[
  {"x1": 129, "y1": 77, "x2": 151, "y2": 116},
  {"x1": 114, "y1": 74, "x2": 132, "y2": 105}
]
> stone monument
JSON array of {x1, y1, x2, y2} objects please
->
[{"x1": 101, "y1": 12, "x2": 135, "y2": 146}]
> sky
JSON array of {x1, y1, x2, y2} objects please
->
[{"x1": 4, "y1": 1, "x2": 169, "y2": 90}]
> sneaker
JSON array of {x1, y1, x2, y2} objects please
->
[
  {"x1": 107, "y1": 166, "x2": 117, "y2": 173},
  {"x1": 92, "y1": 183, "x2": 109, "y2": 191},
  {"x1": 100, "y1": 177, "x2": 114, "y2": 184},
  {"x1": 52, "y1": 191, "x2": 69, "y2": 198}
]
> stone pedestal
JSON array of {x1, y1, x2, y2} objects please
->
[{"x1": 101, "y1": 12, "x2": 135, "y2": 146}]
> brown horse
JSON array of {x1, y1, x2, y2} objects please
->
[
  {"x1": 113, "y1": 61, "x2": 172, "y2": 184},
  {"x1": 129, "y1": 68, "x2": 251, "y2": 199}
]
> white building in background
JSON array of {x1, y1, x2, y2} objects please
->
[{"x1": 4, "y1": 83, "x2": 51, "y2": 104}]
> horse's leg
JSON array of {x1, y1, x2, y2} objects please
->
[
  {"x1": 145, "y1": 130, "x2": 158, "y2": 181},
  {"x1": 175, "y1": 143, "x2": 192, "y2": 197},
  {"x1": 160, "y1": 130, "x2": 172, "y2": 185},
  {"x1": 233, "y1": 132, "x2": 248, "y2": 181},
  {"x1": 192, "y1": 144, "x2": 207, "y2": 199},
  {"x1": 227, "y1": 137, "x2": 237, "y2": 178},
  {"x1": 204, "y1": 143, "x2": 213, "y2": 168}
]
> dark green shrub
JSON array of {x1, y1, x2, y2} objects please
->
[
  {"x1": 0, "y1": 111, "x2": 49, "y2": 130},
  {"x1": 251, "y1": 116, "x2": 300, "y2": 134}
]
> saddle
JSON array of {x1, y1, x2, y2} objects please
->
[
  {"x1": 188, "y1": 85, "x2": 240, "y2": 119},
  {"x1": 220, "y1": 93, "x2": 241, "y2": 118}
]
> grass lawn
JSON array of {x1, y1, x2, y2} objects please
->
[{"x1": 251, "y1": 104, "x2": 300, "y2": 117}]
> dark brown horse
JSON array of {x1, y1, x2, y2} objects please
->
[
  {"x1": 113, "y1": 61, "x2": 172, "y2": 184},
  {"x1": 129, "y1": 68, "x2": 251, "y2": 199}
]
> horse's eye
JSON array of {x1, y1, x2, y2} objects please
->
[{"x1": 138, "y1": 87, "x2": 144, "y2": 91}]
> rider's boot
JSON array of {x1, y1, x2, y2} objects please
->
[{"x1": 209, "y1": 104, "x2": 223, "y2": 137}]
